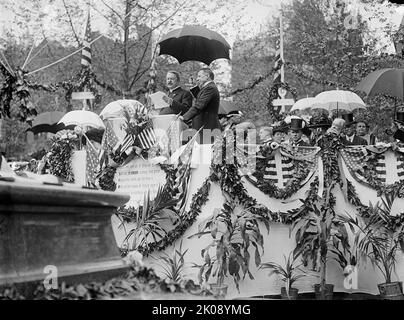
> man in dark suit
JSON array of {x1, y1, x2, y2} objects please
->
[
  {"x1": 159, "y1": 70, "x2": 193, "y2": 116},
  {"x1": 287, "y1": 117, "x2": 311, "y2": 147},
  {"x1": 341, "y1": 113, "x2": 367, "y2": 146},
  {"x1": 181, "y1": 68, "x2": 221, "y2": 144}
]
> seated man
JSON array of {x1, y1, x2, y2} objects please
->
[{"x1": 341, "y1": 113, "x2": 367, "y2": 145}]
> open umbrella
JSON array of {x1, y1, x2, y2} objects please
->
[
  {"x1": 99, "y1": 100, "x2": 146, "y2": 120},
  {"x1": 158, "y1": 25, "x2": 231, "y2": 65},
  {"x1": 58, "y1": 110, "x2": 105, "y2": 130},
  {"x1": 26, "y1": 111, "x2": 65, "y2": 134},
  {"x1": 312, "y1": 90, "x2": 366, "y2": 114},
  {"x1": 218, "y1": 100, "x2": 240, "y2": 116},
  {"x1": 290, "y1": 97, "x2": 317, "y2": 112},
  {"x1": 356, "y1": 68, "x2": 404, "y2": 100}
]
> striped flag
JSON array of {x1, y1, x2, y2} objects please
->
[
  {"x1": 101, "y1": 121, "x2": 119, "y2": 152},
  {"x1": 273, "y1": 37, "x2": 282, "y2": 85},
  {"x1": 272, "y1": 16, "x2": 284, "y2": 115},
  {"x1": 85, "y1": 142, "x2": 100, "y2": 187},
  {"x1": 120, "y1": 134, "x2": 135, "y2": 155},
  {"x1": 137, "y1": 121, "x2": 156, "y2": 150},
  {"x1": 81, "y1": 11, "x2": 92, "y2": 68},
  {"x1": 340, "y1": 146, "x2": 386, "y2": 186}
]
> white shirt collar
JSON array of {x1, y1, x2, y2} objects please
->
[
  {"x1": 169, "y1": 86, "x2": 180, "y2": 93},
  {"x1": 202, "y1": 80, "x2": 213, "y2": 88}
]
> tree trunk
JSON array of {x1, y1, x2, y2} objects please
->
[{"x1": 320, "y1": 254, "x2": 327, "y2": 300}]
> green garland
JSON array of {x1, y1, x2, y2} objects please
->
[
  {"x1": 266, "y1": 78, "x2": 298, "y2": 121},
  {"x1": 47, "y1": 133, "x2": 79, "y2": 182}
]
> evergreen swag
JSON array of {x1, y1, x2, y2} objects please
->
[
  {"x1": 249, "y1": 144, "x2": 312, "y2": 199},
  {"x1": 47, "y1": 133, "x2": 79, "y2": 182}
]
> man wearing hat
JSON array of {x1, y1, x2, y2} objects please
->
[
  {"x1": 271, "y1": 121, "x2": 288, "y2": 144},
  {"x1": 306, "y1": 113, "x2": 332, "y2": 146},
  {"x1": 393, "y1": 111, "x2": 404, "y2": 142},
  {"x1": 341, "y1": 113, "x2": 367, "y2": 146},
  {"x1": 288, "y1": 117, "x2": 310, "y2": 147}
]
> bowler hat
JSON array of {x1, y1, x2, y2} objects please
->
[
  {"x1": 395, "y1": 111, "x2": 404, "y2": 125},
  {"x1": 341, "y1": 113, "x2": 356, "y2": 126}
]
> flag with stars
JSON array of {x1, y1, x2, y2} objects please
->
[
  {"x1": 85, "y1": 142, "x2": 100, "y2": 187},
  {"x1": 81, "y1": 11, "x2": 92, "y2": 68},
  {"x1": 246, "y1": 145, "x2": 319, "y2": 192},
  {"x1": 172, "y1": 130, "x2": 200, "y2": 214},
  {"x1": 340, "y1": 145, "x2": 386, "y2": 186},
  {"x1": 137, "y1": 121, "x2": 156, "y2": 150}
]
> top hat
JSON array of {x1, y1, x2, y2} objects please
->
[
  {"x1": 289, "y1": 118, "x2": 305, "y2": 131},
  {"x1": 341, "y1": 113, "x2": 356, "y2": 126},
  {"x1": 395, "y1": 111, "x2": 404, "y2": 125}
]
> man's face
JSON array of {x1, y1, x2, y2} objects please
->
[
  {"x1": 166, "y1": 72, "x2": 179, "y2": 89},
  {"x1": 259, "y1": 127, "x2": 272, "y2": 141},
  {"x1": 356, "y1": 122, "x2": 367, "y2": 136},
  {"x1": 273, "y1": 131, "x2": 284, "y2": 143},
  {"x1": 196, "y1": 70, "x2": 209, "y2": 87},
  {"x1": 289, "y1": 129, "x2": 302, "y2": 141},
  {"x1": 345, "y1": 124, "x2": 355, "y2": 136}
]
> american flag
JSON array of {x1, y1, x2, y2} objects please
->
[
  {"x1": 101, "y1": 121, "x2": 119, "y2": 152},
  {"x1": 120, "y1": 134, "x2": 135, "y2": 155},
  {"x1": 340, "y1": 146, "x2": 386, "y2": 186},
  {"x1": 137, "y1": 121, "x2": 156, "y2": 150},
  {"x1": 247, "y1": 146, "x2": 318, "y2": 190},
  {"x1": 273, "y1": 37, "x2": 282, "y2": 85},
  {"x1": 272, "y1": 20, "x2": 283, "y2": 115},
  {"x1": 85, "y1": 141, "x2": 100, "y2": 187},
  {"x1": 172, "y1": 132, "x2": 199, "y2": 213},
  {"x1": 81, "y1": 11, "x2": 92, "y2": 68}
]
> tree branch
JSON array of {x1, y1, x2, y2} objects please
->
[{"x1": 62, "y1": 0, "x2": 82, "y2": 46}]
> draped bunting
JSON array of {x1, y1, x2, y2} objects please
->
[{"x1": 340, "y1": 144, "x2": 404, "y2": 188}]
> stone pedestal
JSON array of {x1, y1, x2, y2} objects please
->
[{"x1": 0, "y1": 178, "x2": 130, "y2": 296}]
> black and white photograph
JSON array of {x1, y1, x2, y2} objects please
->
[{"x1": 1, "y1": 0, "x2": 404, "y2": 306}]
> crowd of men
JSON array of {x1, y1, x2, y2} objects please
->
[{"x1": 156, "y1": 67, "x2": 404, "y2": 148}]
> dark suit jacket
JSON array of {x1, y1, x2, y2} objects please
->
[
  {"x1": 182, "y1": 82, "x2": 221, "y2": 132},
  {"x1": 343, "y1": 135, "x2": 368, "y2": 146},
  {"x1": 159, "y1": 87, "x2": 193, "y2": 116}
]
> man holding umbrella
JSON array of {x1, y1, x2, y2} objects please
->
[{"x1": 181, "y1": 68, "x2": 221, "y2": 144}]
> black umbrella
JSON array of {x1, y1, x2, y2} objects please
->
[
  {"x1": 158, "y1": 25, "x2": 231, "y2": 65},
  {"x1": 26, "y1": 111, "x2": 65, "y2": 134},
  {"x1": 356, "y1": 68, "x2": 404, "y2": 100}
]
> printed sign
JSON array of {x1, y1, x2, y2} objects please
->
[{"x1": 115, "y1": 158, "x2": 166, "y2": 207}]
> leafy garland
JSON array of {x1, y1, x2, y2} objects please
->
[
  {"x1": 47, "y1": 132, "x2": 79, "y2": 182},
  {"x1": 0, "y1": 66, "x2": 37, "y2": 124},
  {"x1": 247, "y1": 145, "x2": 312, "y2": 199},
  {"x1": 266, "y1": 80, "x2": 298, "y2": 121}
]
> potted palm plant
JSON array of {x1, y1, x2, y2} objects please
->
[
  {"x1": 339, "y1": 192, "x2": 404, "y2": 300},
  {"x1": 260, "y1": 253, "x2": 305, "y2": 300},
  {"x1": 191, "y1": 202, "x2": 269, "y2": 298},
  {"x1": 292, "y1": 186, "x2": 350, "y2": 300}
]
